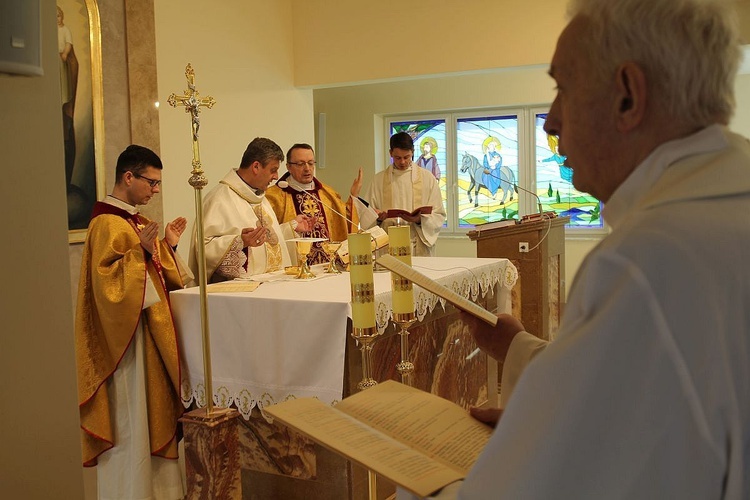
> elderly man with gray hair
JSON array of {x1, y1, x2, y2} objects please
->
[{"x1": 415, "y1": 0, "x2": 750, "y2": 498}]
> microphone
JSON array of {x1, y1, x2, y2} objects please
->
[
  {"x1": 276, "y1": 180, "x2": 360, "y2": 231},
  {"x1": 513, "y1": 183, "x2": 557, "y2": 223},
  {"x1": 481, "y1": 168, "x2": 554, "y2": 221},
  {"x1": 513, "y1": 183, "x2": 543, "y2": 215}
]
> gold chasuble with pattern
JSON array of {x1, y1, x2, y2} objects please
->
[
  {"x1": 266, "y1": 173, "x2": 358, "y2": 264},
  {"x1": 75, "y1": 202, "x2": 184, "y2": 466}
]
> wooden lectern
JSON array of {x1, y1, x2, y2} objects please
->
[{"x1": 467, "y1": 217, "x2": 569, "y2": 341}]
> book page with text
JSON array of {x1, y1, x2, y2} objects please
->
[
  {"x1": 337, "y1": 381, "x2": 492, "y2": 473},
  {"x1": 266, "y1": 396, "x2": 463, "y2": 498}
]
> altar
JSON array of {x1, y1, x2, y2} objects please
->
[{"x1": 170, "y1": 256, "x2": 517, "y2": 499}]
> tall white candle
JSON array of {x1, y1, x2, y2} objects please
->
[
  {"x1": 348, "y1": 232, "x2": 376, "y2": 329},
  {"x1": 388, "y1": 225, "x2": 414, "y2": 315}
]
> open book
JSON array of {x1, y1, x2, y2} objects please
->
[
  {"x1": 473, "y1": 218, "x2": 517, "y2": 232},
  {"x1": 336, "y1": 226, "x2": 389, "y2": 265},
  {"x1": 265, "y1": 380, "x2": 492, "y2": 498},
  {"x1": 385, "y1": 205, "x2": 433, "y2": 219}
]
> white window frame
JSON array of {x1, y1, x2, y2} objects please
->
[{"x1": 385, "y1": 106, "x2": 608, "y2": 238}]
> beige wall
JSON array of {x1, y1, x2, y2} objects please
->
[
  {"x1": 294, "y1": 0, "x2": 750, "y2": 88},
  {"x1": 291, "y1": 0, "x2": 568, "y2": 87},
  {"x1": 154, "y1": 0, "x2": 315, "y2": 262},
  {"x1": 0, "y1": 0, "x2": 85, "y2": 498}
]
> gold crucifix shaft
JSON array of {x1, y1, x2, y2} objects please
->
[{"x1": 168, "y1": 63, "x2": 216, "y2": 415}]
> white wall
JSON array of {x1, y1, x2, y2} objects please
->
[
  {"x1": 154, "y1": 0, "x2": 315, "y2": 262},
  {"x1": 0, "y1": 0, "x2": 85, "y2": 497}
]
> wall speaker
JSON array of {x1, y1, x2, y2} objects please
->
[{"x1": 0, "y1": 0, "x2": 43, "y2": 76}]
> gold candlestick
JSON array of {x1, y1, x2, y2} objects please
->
[
  {"x1": 351, "y1": 326, "x2": 380, "y2": 390},
  {"x1": 388, "y1": 225, "x2": 416, "y2": 386},
  {"x1": 348, "y1": 233, "x2": 380, "y2": 390},
  {"x1": 393, "y1": 312, "x2": 416, "y2": 386}
]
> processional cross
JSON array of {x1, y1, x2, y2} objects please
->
[
  {"x1": 168, "y1": 64, "x2": 217, "y2": 414},
  {"x1": 168, "y1": 63, "x2": 216, "y2": 189}
]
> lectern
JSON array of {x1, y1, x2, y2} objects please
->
[{"x1": 467, "y1": 217, "x2": 569, "y2": 341}]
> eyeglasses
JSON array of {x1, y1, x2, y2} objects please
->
[
  {"x1": 133, "y1": 173, "x2": 162, "y2": 188},
  {"x1": 288, "y1": 161, "x2": 316, "y2": 168}
]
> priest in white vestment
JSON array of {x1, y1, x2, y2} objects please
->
[
  {"x1": 401, "y1": 1, "x2": 750, "y2": 499},
  {"x1": 364, "y1": 132, "x2": 445, "y2": 256},
  {"x1": 190, "y1": 137, "x2": 312, "y2": 282}
]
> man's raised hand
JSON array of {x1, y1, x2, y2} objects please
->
[{"x1": 165, "y1": 217, "x2": 187, "y2": 247}]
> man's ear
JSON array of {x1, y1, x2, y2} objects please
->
[{"x1": 614, "y1": 62, "x2": 647, "y2": 132}]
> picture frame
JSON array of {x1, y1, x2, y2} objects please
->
[{"x1": 58, "y1": 0, "x2": 105, "y2": 243}]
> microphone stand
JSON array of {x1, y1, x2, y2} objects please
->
[
  {"x1": 513, "y1": 183, "x2": 543, "y2": 215},
  {"x1": 513, "y1": 182, "x2": 557, "y2": 223},
  {"x1": 481, "y1": 168, "x2": 555, "y2": 221}
]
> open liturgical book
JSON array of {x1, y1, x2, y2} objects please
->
[
  {"x1": 385, "y1": 205, "x2": 433, "y2": 219},
  {"x1": 336, "y1": 226, "x2": 389, "y2": 265},
  {"x1": 265, "y1": 380, "x2": 492, "y2": 498},
  {"x1": 473, "y1": 218, "x2": 517, "y2": 232}
]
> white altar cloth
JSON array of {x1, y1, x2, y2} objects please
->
[{"x1": 170, "y1": 257, "x2": 517, "y2": 419}]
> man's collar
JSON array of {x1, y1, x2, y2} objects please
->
[
  {"x1": 391, "y1": 164, "x2": 412, "y2": 172},
  {"x1": 235, "y1": 170, "x2": 264, "y2": 196},
  {"x1": 104, "y1": 195, "x2": 138, "y2": 214},
  {"x1": 288, "y1": 176, "x2": 315, "y2": 191},
  {"x1": 603, "y1": 124, "x2": 728, "y2": 228}
]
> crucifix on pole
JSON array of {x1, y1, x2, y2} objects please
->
[{"x1": 168, "y1": 63, "x2": 216, "y2": 415}]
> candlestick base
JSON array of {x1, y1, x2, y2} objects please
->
[
  {"x1": 393, "y1": 312, "x2": 416, "y2": 386},
  {"x1": 351, "y1": 326, "x2": 381, "y2": 391}
]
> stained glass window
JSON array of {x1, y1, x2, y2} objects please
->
[
  {"x1": 456, "y1": 115, "x2": 519, "y2": 227},
  {"x1": 385, "y1": 108, "x2": 606, "y2": 235},
  {"x1": 534, "y1": 113, "x2": 603, "y2": 228}
]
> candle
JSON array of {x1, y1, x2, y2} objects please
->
[
  {"x1": 348, "y1": 232, "x2": 376, "y2": 329},
  {"x1": 388, "y1": 225, "x2": 414, "y2": 315}
]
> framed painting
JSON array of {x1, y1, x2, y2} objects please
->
[{"x1": 57, "y1": 0, "x2": 105, "y2": 243}]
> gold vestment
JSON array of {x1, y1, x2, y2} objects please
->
[{"x1": 75, "y1": 211, "x2": 184, "y2": 466}]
